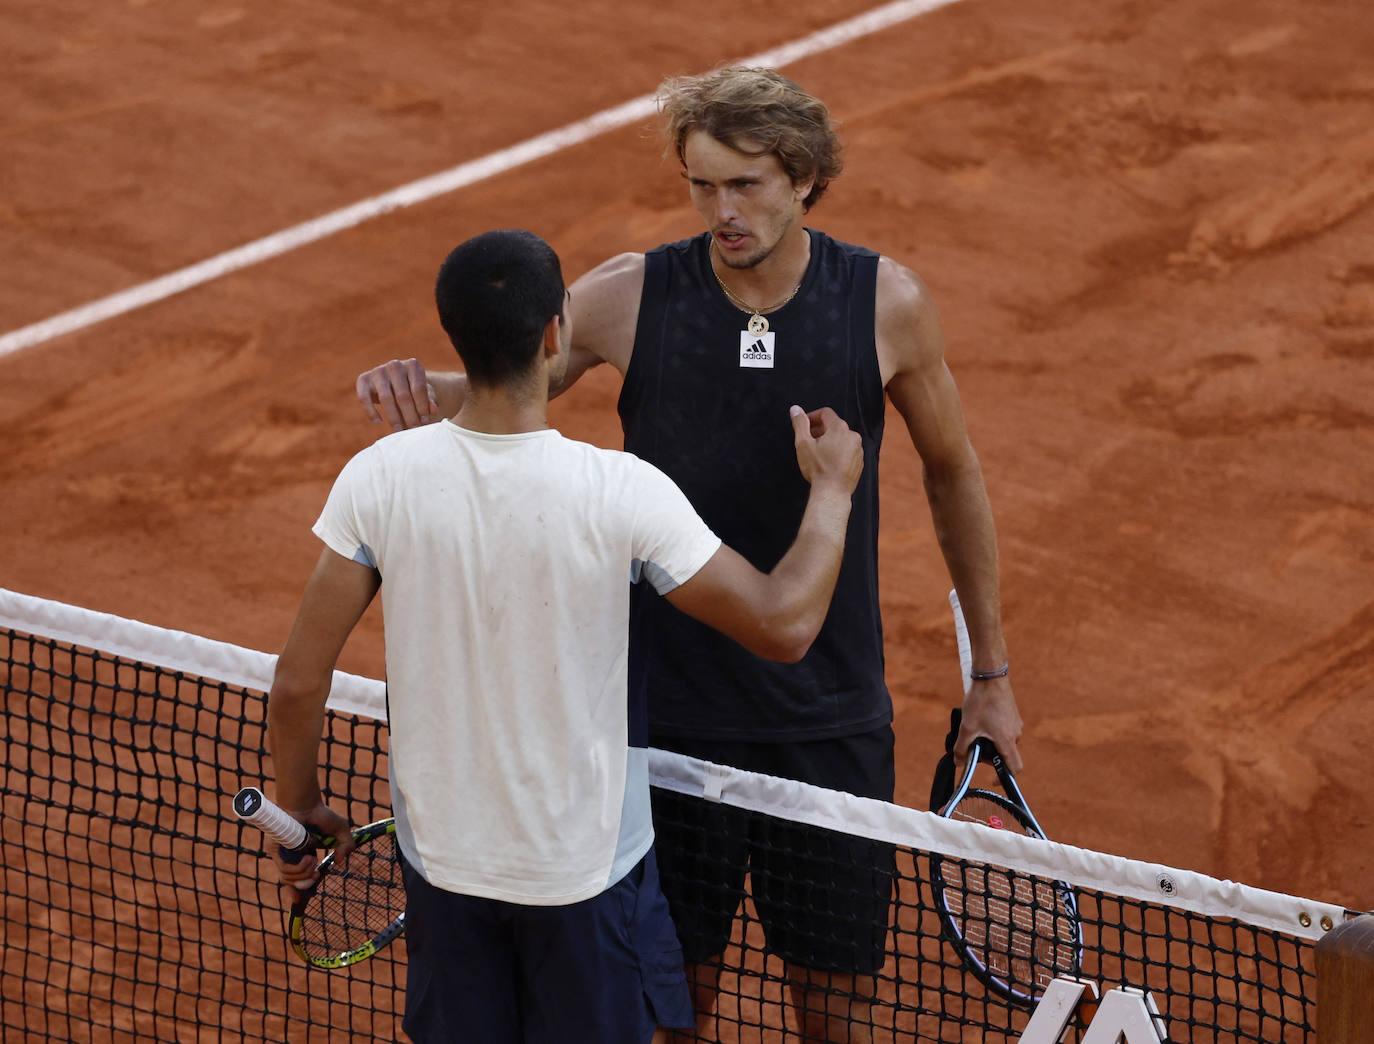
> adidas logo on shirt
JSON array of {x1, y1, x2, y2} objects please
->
[{"x1": 738, "y1": 331, "x2": 776, "y2": 369}]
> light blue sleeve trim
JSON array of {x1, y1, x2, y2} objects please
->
[{"x1": 632, "y1": 558, "x2": 683, "y2": 595}]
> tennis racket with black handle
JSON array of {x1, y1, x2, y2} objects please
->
[
  {"x1": 932, "y1": 590, "x2": 1083, "y2": 1004},
  {"x1": 928, "y1": 736, "x2": 1088, "y2": 1011},
  {"x1": 232, "y1": 787, "x2": 406, "y2": 969},
  {"x1": 930, "y1": 736, "x2": 1084, "y2": 1005}
]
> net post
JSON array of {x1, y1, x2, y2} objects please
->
[{"x1": 1316, "y1": 913, "x2": 1374, "y2": 1041}]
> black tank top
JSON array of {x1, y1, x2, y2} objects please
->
[{"x1": 619, "y1": 229, "x2": 890, "y2": 740}]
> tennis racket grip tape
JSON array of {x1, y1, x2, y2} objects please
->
[{"x1": 232, "y1": 787, "x2": 313, "y2": 863}]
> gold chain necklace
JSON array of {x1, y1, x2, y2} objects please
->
[{"x1": 710, "y1": 242, "x2": 804, "y2": 337}]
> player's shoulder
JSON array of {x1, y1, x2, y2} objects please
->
[
  {"x1": 577, "y1": 437, "x2": 651, "y2": 473},
  {"x1": 355, "y1": 420, "x2": 450, "y2": 470},
  {"x1": 569, "y1": 252, "x2": 646, "y2": 322},
  {"x1": 810, "y1": 227, "x2": 879, "y2": 260},
  {"x1": 874, "y1": 253, "x2": 932, "y2": 306},
  {"x1": 554, "y1": 437, "x2": 673, "y2": 497},
  {"x1": 574, "y1": 438, "x2": 665, "y2": 478},
  {"x1": 870, "y1": 253, "x2": 945, "y2": 381},
  {"x1": 806, "y1": 230, "x2": 919, "y2": 306},
  {"x1": 568, "y1": 253, "x2": 649, "y2": 371},
  {"x1": 574, "y1": 251, "x2": 646, "y2": 295},
  {"x1": 326, "y1": 426, "x2": 425, "y2": 503},
  {"x1": 587, "y1": 249, "x2": 647, "y2": 274},
  {"x1": 374, "y1": 419, "x2": 448, "y2": 450}
]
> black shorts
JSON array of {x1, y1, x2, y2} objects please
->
[
  {"x1": 400, "y1": 849, "x2": 694, "y2": 1043},
  {"x1": 649, "y1": 726, "x2": 897, "y2": 975}
]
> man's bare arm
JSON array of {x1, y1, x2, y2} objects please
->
[
  {"x1": 666, "y1": 406, "x2": 861, "y2": 663},
  {"x1": 355, "y1": 253, "x2": 646, "y2": 431},
  {"x1": 266, "y1": 547, "x2": 380, "y2": 889},
  {"x1": 876, "y1": 258, "x2": 1024, "y2": 771}
]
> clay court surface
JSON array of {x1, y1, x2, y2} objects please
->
[{"x1": 2, "y1": 0, "x2": 1371, "y2": 919}]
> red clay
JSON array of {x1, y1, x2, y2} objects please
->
[{"x1": 2, "y1": 0, "x2": 1371, "y2": 917}]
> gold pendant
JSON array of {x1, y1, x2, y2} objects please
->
[{"x1": 747, "y1": 313, "x2": 769, "y2": 337}]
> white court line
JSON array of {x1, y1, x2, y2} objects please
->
[{"x1": 0, "y1": 0, "x2": 962, "y2": 359}]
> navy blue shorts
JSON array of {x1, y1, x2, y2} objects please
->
[
  {"x1": 400, "y1": 848, "x2": 694, "y2": 1043},
  {"x1": 649, "y1": 727, "x2": 897, "y2": 975}
]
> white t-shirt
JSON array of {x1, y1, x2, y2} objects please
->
[{"x1": 313, "y1": 420, "x2": 721, "y2": 905}]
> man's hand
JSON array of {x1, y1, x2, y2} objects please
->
[
  {"x1": 271, "y1": 802, "x2": 356, "y2": 904},
  {"x1": 954, "y1": 675, "x2": 1024, "y2": 774},
  {"x1": 790, "y1": 405, "x2": 863, "y2": 494},
  {"x1": 356, "y1": 358, "x2": 438, "y2": 431}
]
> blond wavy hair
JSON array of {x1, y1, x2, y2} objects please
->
[{"x1": 656, "y1": 67, "x2": 843, "y2": 211}]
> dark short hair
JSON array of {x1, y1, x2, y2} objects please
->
[
  {"x1": 657, "y1": 66, "x2": 843, "y2": 211},
  {"x1": 434, "y1": 230, "x2": 564, "y2": 385}
]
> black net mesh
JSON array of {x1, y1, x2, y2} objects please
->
[{"x1": 0, "y1": 620, "x2": 1341, "y2": 1042}]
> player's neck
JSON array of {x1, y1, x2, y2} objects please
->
[
  {"x1": 453, "y1": 378, "x2": 551, "y2": 435},
  {"x1": 710, "y1": 225, "x2": 812, "y2": 310}
]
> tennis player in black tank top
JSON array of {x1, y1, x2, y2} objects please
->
[
  {"x1": 355, "y1": 67, "x2": 1026, "y2": 1044},
  {"x1": 622, "y1": 227, "x2": 908, "y2": 1034},
  {"x1": 622, "y1": 229, "x2": 888, "y2": 742}
]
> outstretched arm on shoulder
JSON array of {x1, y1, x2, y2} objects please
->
[{"x1": 354, "y1": 253, "x2": 645, "y2": 431}]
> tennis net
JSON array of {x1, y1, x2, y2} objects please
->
[{"x1": 0, "y1": 586, "x2": 1363, "y2": 1042}]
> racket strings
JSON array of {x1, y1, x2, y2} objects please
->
[
  {"x1": 296, "y1": 835, "x2": 406, "y2": 960},
  {"x1": 940, "y1": 793, "x2": 1080, "y2": 997}
]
